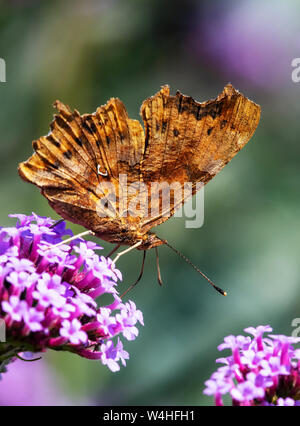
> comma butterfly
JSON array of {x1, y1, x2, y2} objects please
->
[{"x1": 18, "y1": 84, "x2": 260, "y2": 293}]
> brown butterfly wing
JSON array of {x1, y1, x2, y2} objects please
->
[
  {"x1": 82, "y1": 98, "x2": 144, "y2": 182},
  {"x1": 18, "y1": 98, "x2": 146, "y2": 241},
  {"x1": 140, "y1": 84, "x2": 261, "y2": 232}
]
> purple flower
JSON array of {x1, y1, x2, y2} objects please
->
[
  {"x1": 40, "y1": 273, "x2": 66, "y2": 294},
  {"x1": 0, "y1": 213, "x2": 143, "y2": 373},
  {"x1": 204, "y1": 325, "x2": 300, "y2": 406},
  {"x1": 6, "y1": 271, "x2": 38, "y2": 289},
  {"x1": 230, "y1": 373, "x2": 265, "y2": 403},
  {"x1": 23, "y1": 308, "x2": 44, "y2": 332},
  {"x1": 204, "y1": 378, "x2": 232, "y2": 396},
  {"x1": 244, "y1": 325, "x2": 273, "y2": 338},
  {"x1": 240, "y1": 349, "x2": 265, "y2": 369},
  {"x1": 276, "y1": 397, "x2": 298, "y2": 406},
  {"x1": 259, "y1": 357, "x2": 290, "y2": 377},
  {"x1": 245, "y1": 325, "x2": 273, "y2": 351},
  {"x1": 2, "y1": 296, "x2": 27, "y2": 322},
  {"x1": 33, "y1": 280, "x2": 65, "y2": 308},
  {"x1": 52, "y1": 302, "x2": 75, "y2": 319},
  {"x1": 6, "y1": 258, "x2": 35, "y2": 273},
  {"x1": 73, "y1": 241, "x2": 101, "y2": 261},
  {"x1": 96, "y1": 307, "x2": 117, "y2": 336},
  {"x1": 59, "y1": 319, "x2": 88, "y2": 345},
  {"x1": 218, "y1": 335, "x2": 251, "y2": 352},
  {"x1": 100, "y1": 339, "x2": 129, "y2": 372},
  {"x1": 190, "y1": 2, "x2": 299, "y2": 89},
  {"x1": 115, "y1": 301, "x2": 144, "y2": 341}
]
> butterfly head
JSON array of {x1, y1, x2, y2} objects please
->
[{"x1": 137, "y1": 233, "x2": 166, "y2": 250}]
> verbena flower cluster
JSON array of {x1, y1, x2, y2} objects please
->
[
  {"x1": 204, "y1": 326, "x2": 300, "y2": 406},
  {"x1": 0, "y1": 213, "x2": 143, "y2": 373}
]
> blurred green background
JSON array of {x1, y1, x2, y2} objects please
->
[{"x1": 1, "y1": 0, "x2": 300, "y2": 405}]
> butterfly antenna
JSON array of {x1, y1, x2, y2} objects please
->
[
  {"x1": 155, "y1": 247, "x2": 164, "y2": 286},
  {"x1": 121, "y1": 250, "x2": 147, "y2": 298},
  {"x1": 161, "y1": 239, "x2": 227, "y2": 296}
]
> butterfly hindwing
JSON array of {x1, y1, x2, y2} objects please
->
[
  {"x1": 139, "y1": 84, "x2": 260, "y2": 232},
  {"x1": 140, "y1": 84, "x2": 260, "y2": 185}
]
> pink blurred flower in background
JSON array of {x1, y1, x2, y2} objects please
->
[
  {"x1": 0, "y1": 359, "x2": 77, "y2": 405},
  {"x1": 190, "y1": 1, "x2": 300, "y2": 89}
]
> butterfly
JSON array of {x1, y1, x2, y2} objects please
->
[{"x1": 18, "y1": 84, "x2": 260, "y2": 293}]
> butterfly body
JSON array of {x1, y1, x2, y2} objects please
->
[
  {"x1": 18, "y1": 84, "x2": 260, "y2": 250},
  {"x1": 94, "y1": 229, "x2": 165, "y2": 250}
]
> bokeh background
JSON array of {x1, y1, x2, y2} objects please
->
[{"x1": 0, "y1": 0, "x2": 300, "y2": 405}]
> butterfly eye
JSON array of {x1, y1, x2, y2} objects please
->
[{"x1": 97, "y1": 164, "x2": 108, "y2": 177}]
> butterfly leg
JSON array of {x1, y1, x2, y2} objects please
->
[
  {"x1": 49, "y1": 219, "x2": 64, "y2": 229},
  {"x1": 121, "y1": 250, "x2": 147, "y2": 298},
  {"x1": 155, "y1": 247, "x2": 163, "y2": 286},
  {"x1": 106, "y1": 244, "x2": 121, "y2": 259}
]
